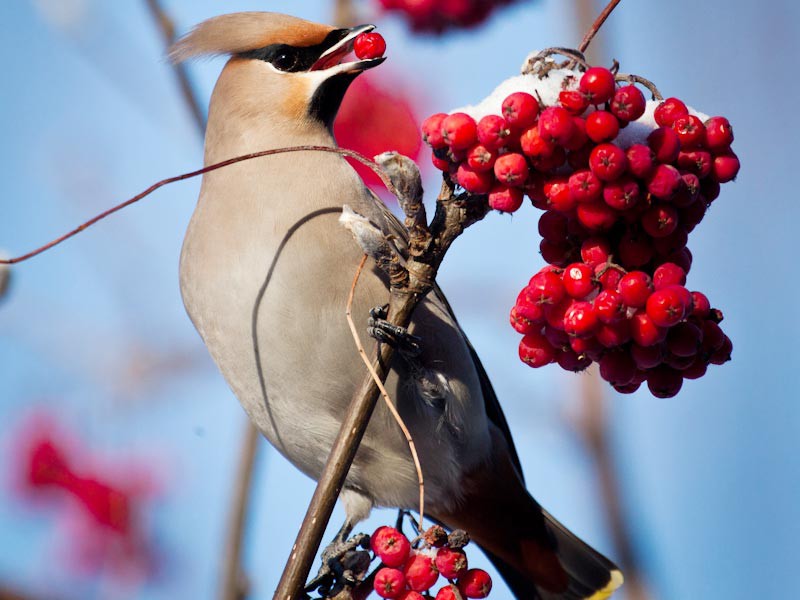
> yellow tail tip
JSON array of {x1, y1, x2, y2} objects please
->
[{"x1": 585, "y1": 569, "x2": 624, "y2": 600}]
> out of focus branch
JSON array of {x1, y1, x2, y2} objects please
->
[{"x1": 144, "y1": 0, "x2": 206, "y2": 135}]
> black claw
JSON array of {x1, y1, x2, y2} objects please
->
[{"x1": 368, "y1": 305, "x2": 423, "y2": 358}]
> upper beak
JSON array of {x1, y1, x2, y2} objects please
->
[{"x1": 310, "y1": 24, "x2": 386, "y2": 73}]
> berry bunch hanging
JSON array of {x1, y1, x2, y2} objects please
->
[
  {"x1": 371, "y1": 525, "x2": 492, "y2": 599},
  {"x1": 420, "y1": 50, "x2": 737, "y2": 397}
]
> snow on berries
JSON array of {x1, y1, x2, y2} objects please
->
[
  {"x1": 420, "y1": 54, "x2": 737, "y2": 398},
  {"x1": 368, "y1": 525, "x2": 493, "y2": 598}
]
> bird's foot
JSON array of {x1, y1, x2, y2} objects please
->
[
  {"x1": 305, "y1": 525, "x2": 371, "y2": 596},
  {"x1": 367, "y1": 305, "x2": 422, "y2": 358}
]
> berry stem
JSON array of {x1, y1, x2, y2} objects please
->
[
  {"x1": 522, "y1": 47, "x2": 590, "y2": 76},
  {"x1": 616, "y1": 73, "x2": 664, "y2": 101},
  {"x1": 577, "y1": 0, "x2": 623, "y2": 54}
]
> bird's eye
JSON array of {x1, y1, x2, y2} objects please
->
[{"x1": 272, "y1": 51, "x2": 298, "y2": 72}]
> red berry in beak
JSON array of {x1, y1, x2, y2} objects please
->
[{"x1": 353, "y1": 32, "x2": 386, "y2": 60}]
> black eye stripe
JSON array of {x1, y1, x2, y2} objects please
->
[{"x1": 239, "y1": 29, "x2": 350, "y2": 73}]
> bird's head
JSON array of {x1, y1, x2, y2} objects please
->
[{"x1": 171, "y1": 12, "x2": 385, "y2": 132}]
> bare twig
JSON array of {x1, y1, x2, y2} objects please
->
[
  {"x1": 344, "y1": 254, "x2": 426, "y2": 529},
  {"x1": 0, "y1": 146, "x2": 398, "y2": 266},
  {"x1": 577, "y1": 0, "x2": 623, "y2": 54},
  {"x1": 144, "y1": 0, "x2": 206, "y2": 134}
]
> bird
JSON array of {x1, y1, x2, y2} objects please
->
[{"x1": 172, "y1": 11, "x2": 623, "y2": 599}]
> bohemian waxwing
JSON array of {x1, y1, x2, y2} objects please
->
[{"x1": 173, "y1": 12, "x2": 622, "y2": 599}]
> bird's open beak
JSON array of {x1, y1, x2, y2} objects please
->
[{"x1": 310, "y1": 24, "x2": 386, "y2": 73}]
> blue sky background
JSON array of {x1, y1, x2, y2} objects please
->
[{"x1": 0, "y1": 1, "x2": 798, "y2": 599}]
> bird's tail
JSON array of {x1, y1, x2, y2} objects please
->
[{"x1": 435, "y1": 429, "x2": 623, "y2": 599}]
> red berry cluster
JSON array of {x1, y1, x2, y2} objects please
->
[
  {"x1": 371, "y1": 525, "x2": 492, "y2": 599},
  {"x1": 420, "y1": 64, "x2": 737, "y2": 397},
  {"x1": 376, "y1": 0, "x2": 516, "y2": 34}
]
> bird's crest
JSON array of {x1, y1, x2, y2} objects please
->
[{"x1": 170, "y1": 12, "x2": 334, "y2": 63}]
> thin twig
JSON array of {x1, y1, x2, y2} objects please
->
[
  {"x1": 0, "y1": 147, "x2": 398, "y2": 265},
  {"x1": 577, "y1": 0, "x2": 622, "y2": 54},
  {"x1": 616, "y1": 73, "x2": 664, "y2": 101},
  {"x1": 344, "y1": 255, "x2": 426, "y2": 529},
  {"x1": 143, "y1": 0, "x2": 206, "y2": 134}
]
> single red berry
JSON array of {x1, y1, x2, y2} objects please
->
[
  {"x1": 680, "y1": 197, "x2": 708, "y2": 232},
  {"x1": 488, "y1": 184, "x2": 523, "y2": 213},
  {"x1": 404, "y1": 553, "x2": 440, "y2": 592},
  {"x1": 568, "y1": 169, "x2": 603, "y2": 203},
  {"x1": 585, "y1": 110, "x2": 620, "y2": 143},
  {"x1": 435, "y1": 548, "x2": 468, "y2": 580},
  {"x1": 594, "y1": 289, "x2": 625, "y2": 323},
  {"x1": 456, "y1": 163, "x2": 493, "y2": 194},
  {"x1": 520, "y1": 125, "x2": 555, "y2": 158},
  {"x1": 631, "y1": 342, "x2": 664, "y2": 369},
  {"x1": 711, "y1": 150, "x2": 740, "y2": 183},
  {"x1": 704, "y1": 116, "x2": 734, "y2": 152},
  {"x1": 545, "y1": 324, "x2": 571, "y2": 350},
  {"x1": 509, "y1": 305, "x2": 538, "y2": 335},
  {"x1": 476, "y1": 114, "x2": 511, "y2": 151},
  {"x1": 654, "y1": 97, "x2": 689, "y2": 127},
  {"x1": 672, "y1": 114, "x2": 706, "y2": 148},
  {"x1": 502, "y1": 92, "x2": 540, "y2": 130},
  {"x1": 611, "y1": 85, "x2": 646, "y2": 122},
  {"x1": 570, "y1": 335, "x2": 603, "y2": 361},
  {"x1": 374, "y1": 567, "x2": 407, "y2": 599},
  {"x1": 648, "y1": 127, "x2": 681, "y2": 163},
  {"x1": 603, "y1": 177, "x2": 640, "y2": 210},
  {"x1": 371, "y1": 526, "x2": 412, "y2": 568},
  {"x1": 626, "y1": 144, "x2": 656, "y2": 178},
  {"x1": 544, "y1": 176, "x2": 575, "y2": 212},
  {"x1": 652, "y1": 227, "x2": 689, "y2": 257},
  {"x1": 538, "y1": 106, "x2": 576, "y2": 146},
  {"x1": 559, "y1": 89, "x2": 590, "y2": 115},
  {"x1": 557, "y1": 348, "x2": 592, "y2": 372},
  {"x1": 581, "y1": 237, "x2": 612, "y2": 268},
  {"x1": 540, "y1": 239, "x2": 574, "y2": 267},
  {"x1": 618, "y1": 230, "x2": 654, "y2": 268},
  {"x1": 422, "y1": 113, "x2": 448, "y2": 148},
  {"x1": 647, "y1": 365, "x2": 684, "y2": 398},
  {"x1": 667, "y1": 321, "x2": 703, "y2": 357},
  {"x1": 580, "y1": 66, "x2": 616, "y2": 105},
  {"x1": 653, "y1": 262, "x2": 686, "y2": 290},
  {"x1": 529, "y1": 270, "x2": 567, "y2": 306},
  {"x1": 466, "y1": 144, "x2": 496, "y2": 172},
  {"x1": 646, "y1": 287, "x2": 689, "y2": 327},
  {"x1": 442, "y1": 113, "x2": 478, "y2": 150},
  {"x1": 564, "y1": 301, "x2": 600, "y2": 338},
  {"x1": 434, "y1": 586, "x2": 459, "y2": 600},
  {"x1": 599, "y1": 351, "x2": 637, "y2": 386},
  {"x1": 710, "y1": 335, "x2": 733, "y2": 364},
  {"x1": 631, "y1": 311, "x2": 667, "y2": 346},
  {"x1": 519, "y1": 332, "x2": 556, "y2": 367},
  {"x1": 677, "y1": 149, "x2": 712, "y2": 178},
  {"x1": 354, "y1": 32, "x2": 387, "y2": 60},
  {"x1": 595, "y1": 263, "x2": 625, "y2": 290},
  {"x1": 457, "y1": 569, "x2": 493, "y2": 599},
  {"x1": 577, "y1": 201, "x2": 617, "y2": 232},
  {"x1": 672, "y1": 172, "x2": 700, "y2": 208},
  {"x1": 589, "y1": 143, "x2": 628, "y2": 182},
  {"x1": 690, "y1": 291, "x2": 711, "y2": 318},
  {"x1": 494, "y1": 153, "x2": 529, "y2": 186},
  {"x1": 531, "y1": 145, "x2": 567, "y2": 172},
  {"x1": 538, "y1": 211, "x2": 568, "y2": 243},
  {"x1": 562, "y1": 263, "x2": 596, "y2": 299},
  {"x1": 701, "y1": 320, "x2": 725, "y2": 354},
  {"x1": 641, "y1": 203, "x2": 679, "y2": 238},
  {"x1": 564, "y1": 116, "x2": 589, "y2": 151},
  {"x1": 515, "y1": 295, "x2": 545, "y2": 324},
  {"x1": 618, "y1": 271, "x2": 653, "y2": 308},
  {"x1": 614, "y1": 380, "x2": 643, "y2": 394},
  {"x1": 431, "y1": 153, "x2": 451, "y2": 172},
  {"x1": 682, "y1": 356, "x2": 708, "y2": 380},
  {"x1": 400, "y1": 592, "x2": 426, "y2": 600},
  {"x1": 701, "y1": 177, "x2": 722, "y2": 202},
  {"x1": 647, "y1": 164, "x2": 682, "y2": 200},
  {"x1": 596, "y1": 318, "x2": 632, "y2": 348}
]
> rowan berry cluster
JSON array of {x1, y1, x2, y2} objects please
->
[
  {"x1": 371, "y1": 525, "x2": 492, "y2": 599},
  {"x1": 376, "y1": 0, "x2": 517, "y2": 34},
  {"x1": 420, "y1": 62, "x2": 736, "y2": 397}
]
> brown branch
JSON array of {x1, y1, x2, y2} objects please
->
[
  {"x1": 273, "y1": 162, "x2": 489, "y2": 599},
  {"x1": 219, "y1": 421, "x2": 261, "y2": 600},
  {"x1": 144, "y1": 0, "x2": 206, "y2": 135},
  {"x1": 577, "y1": 0, "x2": 623, "y2": 54},
  {"x1": 0, "y1": 146, "x2": 398, "y2": 266}
]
